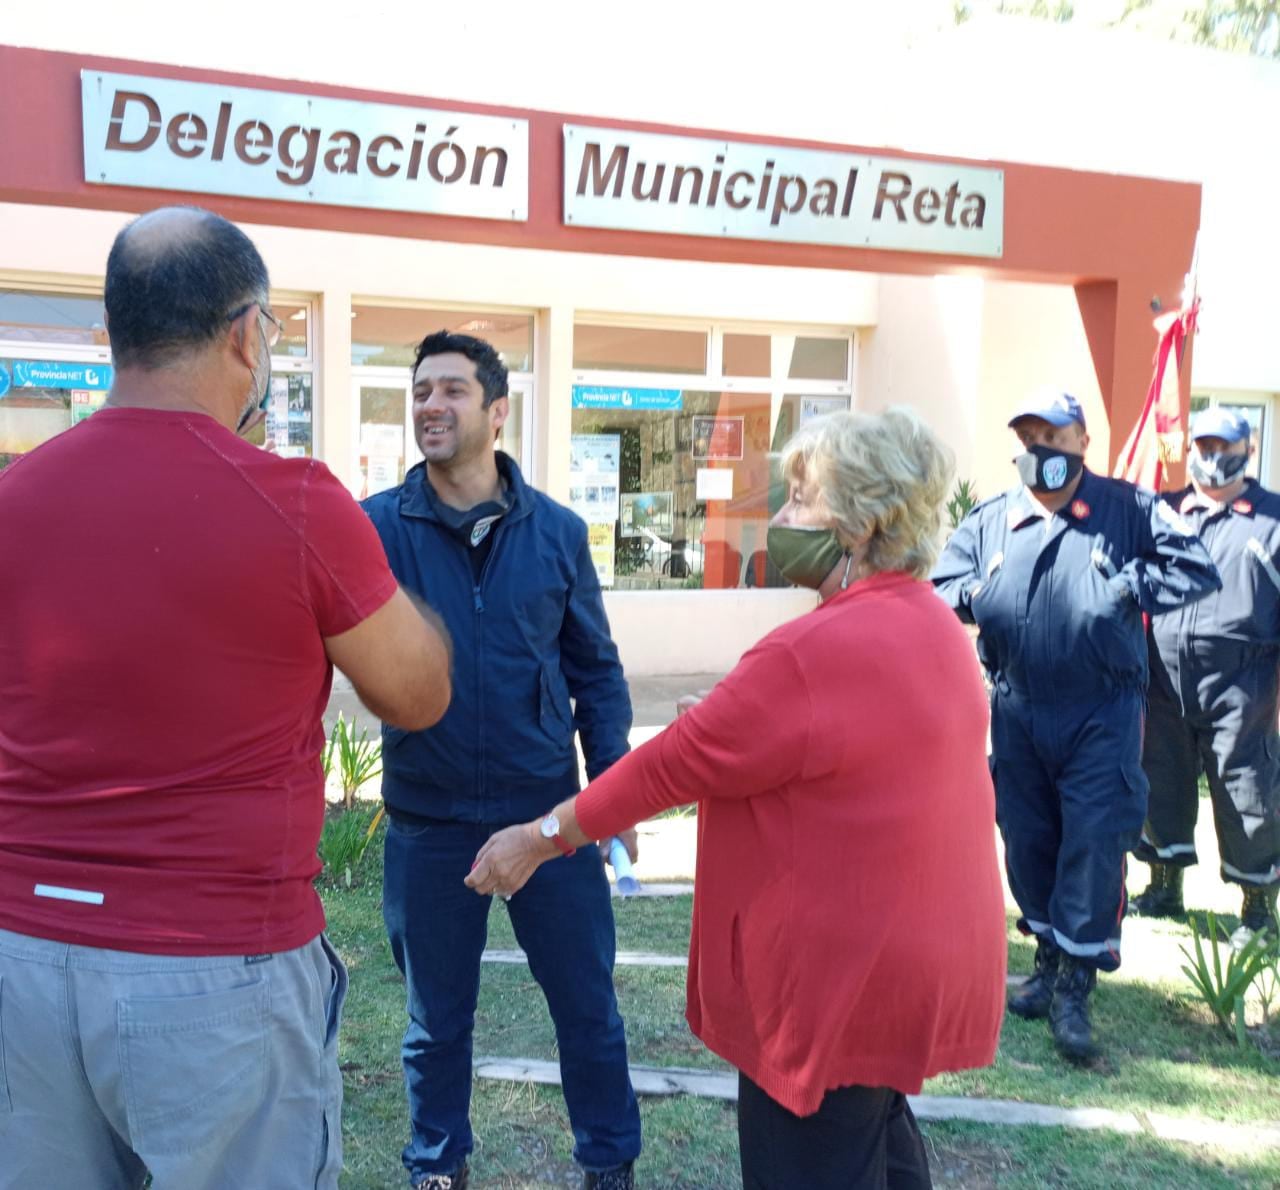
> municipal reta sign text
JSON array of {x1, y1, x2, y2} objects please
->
[{"x1": 563, "y1": 125, "x2": 1002, "y2": 258}]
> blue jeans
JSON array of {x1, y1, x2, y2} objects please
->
[{"x1": 382, "y1": 812, "x2": 641, "y2": 1181}]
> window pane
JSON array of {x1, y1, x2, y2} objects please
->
[
  {"x1": 788, "y1": 336, "x2": 849, "y2": 381},
  {"x1": 0, "y1": 289, "x2": 108, "y2": 348},
  {"x1": 723, "y1": 333, "x2": 770, "y2": 378},
  {"x1": 574, "y1": 325, "x2": 706, "y2": 374},
  {"x1": 272, "y1": 302, "x2": 311, "y2": 359},
  {"x1": 352, "y1": 306, "x2": 533, "y2": 372},
  {"x1": 498, "y1": 389, "x2": 524, "y2": 465},
  {"x1": 357, "y1": 385, "x2": 408, "y2": 497},
  {"x1": 570, "y1": 388, "x2": 784, "y2": 591},
  {"x1": 0, "y1": 385, "x2": 73, "y2": 471},
  {"x1": 0, "y1": 357, "x2": 114, "y2": 470}
]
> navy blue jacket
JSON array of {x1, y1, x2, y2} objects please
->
[
  {"x1": 362, "y1": 454, "x2": 632, "y2": 823},
  {"x1": 1151, "y1": 479, "x2": 1280, "y2": 657},
  {"x1": 932, "y1": 469, "x2": 1221, "y2": 699}
]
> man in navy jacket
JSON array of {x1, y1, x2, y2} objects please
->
[
  {"x1": 363, "y1": 332, "x2": 640, "y2": 1190},
  {"x1": 933, "y1": 388, "x2": 1220, "y2": 1062}
]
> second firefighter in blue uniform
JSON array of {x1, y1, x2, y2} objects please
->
[
  {"x1": 933, "y1": 389, "x2": 1220, "y2": 1061},
  {"x1": 1134, "y1": 406, "x2": 1280, "y2": 949}
]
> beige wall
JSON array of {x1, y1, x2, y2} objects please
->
[{"x1": 857, "y1": 275, "x2": 1106, "y2": 510}]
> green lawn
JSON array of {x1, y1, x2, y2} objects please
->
[{"x1": 324, "y1": 812, "x2": 1280, "y2": 1188}]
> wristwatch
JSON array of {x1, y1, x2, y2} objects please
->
[{"x1": 539, "y1": 812, "x2": 575, "y2": 857}]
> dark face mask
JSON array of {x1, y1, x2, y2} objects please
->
[
  {"x1": 766, "y1": 525, "x2": 847, "y2": 589},
  {"x1": 1015, "y1": 443, "x2": 1084, "y2": 493},
  {"x1": 236, "y1": 320, "x2": 273, "y2": 435},
  {"x1": 1188, "y1": 450, "x2": 1248, "y2": 489}
]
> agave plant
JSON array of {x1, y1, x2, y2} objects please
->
[
  {"x1": 1180, "y1": 912, "x2": 1276, "y2": 1046},
  {"x1": 326, "y1": 712, "x2": 383, "y2": 812}
]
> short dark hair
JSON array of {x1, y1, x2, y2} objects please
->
[
  {"x1": 104, "y1": 206, "x2": 269, "y2": 369},
  {"x1": 412, "y1": 331, "x2": 509, "y2": 407}
]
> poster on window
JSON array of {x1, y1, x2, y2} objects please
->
[
  {"x1": 620, "y1": 491, "x2": 674, "y2": 538},
  {"x1": 799, "y1": 396, "x2": 849, "y2": 425},
  {"x1": 366, "y1": 455, "x2": 401, "y2": 494},
  {"x1": 70, "y1": 389, "x2": 107, "y2": 424},
  {"x1": 286, "y1": 375, "x2": 313, "y2": 452},
  {"x1": 569, "y1": 434, "x2": 621, "y2": 527},
  {"x1": 691, "y1": 416, "x2": 744, "y2": 461},
  {"x1": 587, "y1": 522, "x2": 616, "y2": 586}
]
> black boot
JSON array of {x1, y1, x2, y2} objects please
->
[
  {"x1": 1131, "y1": 862, "x2": 1185, "y2": 918},
  {"x1": 1050, "y1": 956, "x2": 1098, "y2": 1062},
  {"x1": 1231, "y1": 884, "x2": 1279, "y2": 952},
  {"x1": 1007, "y1": 935, "x2": 1060, "y2": 1020},
  {"x1": 413, "y1": 1165, "x2": 469, "y2": 1190},
  {"x1": 583, "y1": 1162, "x2": 634, "y2": 1190}
]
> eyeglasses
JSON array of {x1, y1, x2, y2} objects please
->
[{"x1": 227, "y1": 300, "x2": 284, "y2": 351}]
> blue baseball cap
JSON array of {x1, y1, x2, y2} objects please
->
[
  {"x1": 1008, "y1": 388, "x2": 1086, "y2": 430},
  {"x1": 1190, "y1": 407, "x2": 1250, "y2": 444}
]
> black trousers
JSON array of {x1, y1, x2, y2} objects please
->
[{"x1": 737, "y1": 1073, "x2": 932, "y2": 1190}]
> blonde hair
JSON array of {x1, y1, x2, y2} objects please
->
[{"x1": 778, "y1": 408, "x2": 955, "y2": 579}]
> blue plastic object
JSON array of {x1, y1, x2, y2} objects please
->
[{"x1": 608, "y1": 836, "x2": 641, "y2": 897}]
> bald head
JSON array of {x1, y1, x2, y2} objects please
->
[{"x1": 105, "y1": 206, "x2": 269, "y2": 369}]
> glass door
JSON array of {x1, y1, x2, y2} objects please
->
[
  {"x1": 353, "y1": 372, "x2": 412, "y2": 498},
  {"x1": 501, "y1": 375, "x2": 533, "y2": 475}
]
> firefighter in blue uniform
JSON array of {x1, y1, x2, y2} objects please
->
[
  {"x1": 1133, "y1": 407, "x2": 1280, "y2": 949},
  {"x1": 933, "y1": 389, "x2": 1220, "y2": 1061}
]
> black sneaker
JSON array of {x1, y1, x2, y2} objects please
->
[
  {"x1": 1050, "y1": 956, "x2": 1099, "y2": 1063},
  {"x1": 413, "y1": 1165, "x2": 469, "y2": 1190},
  {"x1": 1230, "y1": 884, "x2": 1279, "y2": 952},
  {"x1": 1007, "y1": 935, "x2": 1059, "y2": 1020},
  {"x1": 1131, "y1": 863, "x2": 1185, "y2": 918},
  {"x1": 583, "y1": 1161, "x2": 635, "y2": 1190}
]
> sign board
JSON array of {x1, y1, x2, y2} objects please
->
[
  {"x1": 3, "y1": 359, "x2": 113, "y2": 391},
  {"x1": 572, "y1": 385, "x2": 683, "y2": 411},
  {"x1": 564, "y1": 125, "x2": 1003, "y2": 258},
  {"x1": 82, "y1": 71, "x2": 529, "y2": 221}
]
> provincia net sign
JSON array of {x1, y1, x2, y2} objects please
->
[
  {"x1": 81, "y1": 72, "x2": 529, "y2": 221},
  {"x1": 563, "y1": 125, "x2": 1003, "y2": 258}
]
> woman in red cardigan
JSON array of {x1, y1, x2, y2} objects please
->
[{"x1": 468, "y1": 409, "x2": 1007, "y2": 1189}]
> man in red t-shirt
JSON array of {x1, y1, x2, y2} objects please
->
[{"x1": 0, "y1": 207, "x2": 451, "y2": 1190}]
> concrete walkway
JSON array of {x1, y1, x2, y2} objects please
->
[{"x1": 472, "y1": 1056, "x2": 1280, "y2": 1155}]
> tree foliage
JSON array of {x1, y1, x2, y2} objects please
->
[{"x1": 953, "y1": 0, "x2": 1280, "y2": 58}]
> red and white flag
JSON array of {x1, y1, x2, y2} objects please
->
[{"x1": 1113, "y1": 297, "x2": 1201, "y2": 492}]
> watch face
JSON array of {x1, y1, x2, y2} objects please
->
[{"x1": 540, "y1": 813, "x2": 561, "y2": 839}]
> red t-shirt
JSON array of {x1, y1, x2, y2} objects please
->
[{"x1": 0, "y1": 408, "x2": 398, "y2": 955}]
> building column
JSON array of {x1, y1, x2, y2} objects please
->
[
  {"x1": 318, "y1": 287, "x2": 354, "y2": 491},
  {"x1": 536, "y1": 303, "x2": 574, "y2": 501}
]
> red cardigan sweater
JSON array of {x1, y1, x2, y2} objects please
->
[{"x1": 576, "y1": 571, "x2": 1006, "y2": 1116}]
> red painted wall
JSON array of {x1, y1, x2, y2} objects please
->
[{"x1": 0, "y1": 45, "x2": 1201, "y2": 463}]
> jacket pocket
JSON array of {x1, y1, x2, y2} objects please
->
[
  {"x1": 0, "y1": 976, "x2": 11, "y2": 1113},
  {"x1": 538, "y1": 665, "x2": 574, "y2": 746},
  {"x1": 119, "y1": 977, "x2": 270, "y2": 1156}
]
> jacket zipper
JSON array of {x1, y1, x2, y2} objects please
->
[{"x1": 472, "y1": 522, "x2": 508, "y2": 811}]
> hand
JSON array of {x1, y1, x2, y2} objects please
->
[
  {"x1": 600, "y1": 827, "x2": 639, "y2": 865},
  {"x1": 465, "y1": 823, "x2": 553, "y2": 899},
  {"x1": 675, "y1": 689, "x2": 712, "y2": 717}
]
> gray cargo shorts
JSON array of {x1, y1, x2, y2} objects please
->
[{"x1": 0, "y1": 926, "x2": 347, "y2": 1190}]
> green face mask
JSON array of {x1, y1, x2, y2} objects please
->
[{"x1": 766, "y1": 525, "x2": 848, "y2": 589}]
